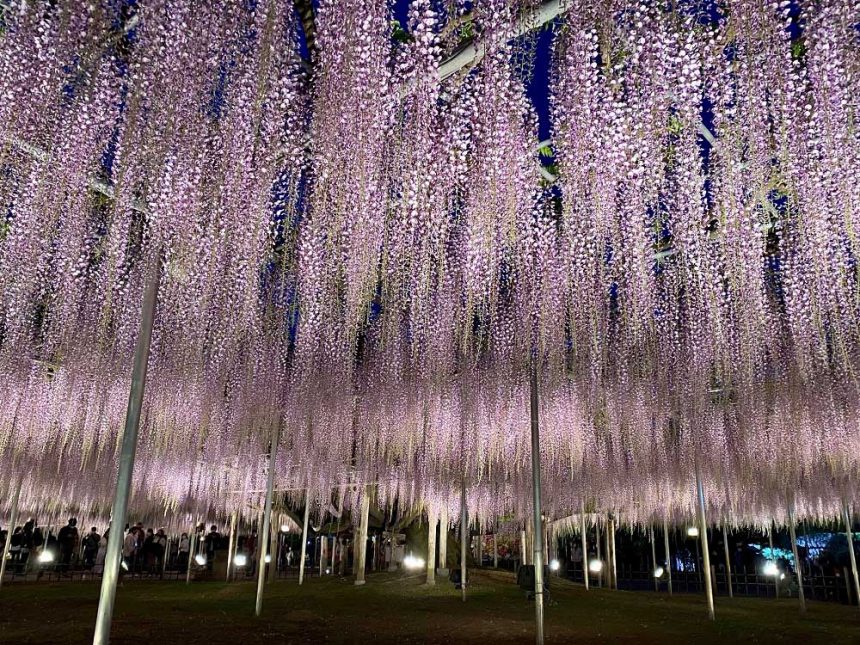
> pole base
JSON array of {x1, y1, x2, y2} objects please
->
[
  {"x1": 437, "y1": 568, "x2": 449, "y2": 577},
  {"x1": 354, "y1": 579, "x2": 366, "y2": 586}
]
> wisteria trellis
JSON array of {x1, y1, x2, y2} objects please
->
[{"x1": 0, "y1": 0, "x2": 858, "y2": 531}]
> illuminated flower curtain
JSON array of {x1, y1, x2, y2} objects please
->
[{"x1": 0, "y1": 0, "x2": 858, "y2": 528}]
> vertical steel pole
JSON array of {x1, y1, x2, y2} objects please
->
[
  {"x1": 769, "y1": 528, "x2": 778, "y2": 599},
  {"x1": 843, "y1": 503, "x2": 860, "y2": 608},
  {"x1": 650, "y1": 525, "x2": 658, "y2": 591},
  {"x1": 787, "y1": 507, "x2": 805, "y2": 613},
  {"x1": 437, "y1": 506, "x2": 448, "y2": 575},
  {"x1": 269, "y1": 515, "x2": 279, "y2": 583},
  {"x1": 93, "y1": 266, "x2": 159, "y2": 645},
  {"x1": 255, "y1": 430, "x2": 279, "y2": 616},
  {"x1": 460, "y1": 480, "x2": 467, "y2": 602},
  {"x1": 426, "y1": 510, "x2": 437, "y2": 585},
  {"x1": 0, "y1": 478, "x2": 22, "y2": 589},
  {"x1": 696, "y1": 469, "x2": 715, "y2": 620},
  {"x1": 226, "y1": 510, "x2": 238, "y2": 582},
  {"x1": 663, "y1": 517, "x2": 673, "y2": 595},
  {"x1": 596, "y1": 522, "x2": 602, "y2": 588},
  {"x1": 298, "y1": 491, "x2": 310, "y2": 585},
  {"x1": 580, "y1": 503, "x2": 589, "y2": 591},
  {"x1": 529, "y1": 360, "x2": 545, "y2": 645},
  {"x1": 722, "y1": 521, "x2": 733, "y2": 598},
  {"x1": 355, "y1": 484, "x2": 370, "y2": 585},
  {"x1": 609, "y1": 517, "x2": 617, "y2": 590},
  {"x1": 186, "y1": 521, "x2": 198, "y2": 585},
  {"x1": 520, "y1": 528, "x2": 528, "y2": 567}
]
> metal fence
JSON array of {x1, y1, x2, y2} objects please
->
[{"x1": 563, "y1": 561, "x2": 858, "y2": 605}]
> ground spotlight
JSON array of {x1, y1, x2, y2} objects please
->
[
  {"x1": 588, "y1": 559, "x2": 603, "y2": 573},
  {"x1": 265, "y1": 554, "x2": 272, "y2": 564},
  {"x1": 550, "y1": 559, "x2": 560, "y2": 572},
  {"x1": 653, "y1": 566, "x2": 664, "y2": 578},
  {"x1": 280, "y1": 524, "x2": 290, "y2": 533},
  {"x1": 403, "y1": 554, "x2": 425, "y2": 571},
  {"x1": 686, "y1": 527, "x2": 699, "y2": 537},
  {"x1": 763, "y1": 560, "x2": 779, "y2": 577},
  {"x1": 38, "y1": 550, "x2": 55, "y2": 564},
  {"x1": 194, "y1": 553, "x2": 206, "y2": 566},
  {"x1": 233, "y1": 553, "x2": 248, "y2": 568}
]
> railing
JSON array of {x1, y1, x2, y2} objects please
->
[{"x1": 563, "y1": 561, "x2": 858, "y2": 605}]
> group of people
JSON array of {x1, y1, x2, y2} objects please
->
[
  {"x1": 120, "y1": 523, "x2": 170, "y2": 577},
  {"x1": 0, "y1": 517, "x2": 177, "y2": 578},
  {"x1": 2, "y1": 518, "x2": 296, "y2": 581}
]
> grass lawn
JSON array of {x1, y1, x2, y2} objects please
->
[{"x1": 1, "y1": 569, "x2": 859, "y2": 644}]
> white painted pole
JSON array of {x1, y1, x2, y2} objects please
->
[
  {"x1": 529, "y1": 360, "x2": 545, "y2": 645},
  {"x1": 769, "y1": 528, "x2": 779, "y2": 599},
  {"x1": 696, "y1": 469, "x2": 715, "y2": 620},
  {"x1": 609, "y1": 516, "x2": 617, "y2": 590},
  {"x1": 722, "y1": 521, "x2": 733, "y2": 598},
  {"x1": 426, "y1": 510, "x2": 437, "y2": 585},
  {"x1": 603, "y1": 519, "x2": 611, "y2": 588},
  {"x1": 226, "y1": 510, "x2": 238, "y2": 582},
  {"x1": 298, "y1": 491, "x2": 310, "y2": 585},
  {"x1": 650, "y1": 524, "x2": 658, "y2": 592},
  {"x1": 460, "y1": 481, "x2": 467, "y2": 602},
  {"x1": 520, "y1": 528, "x2": 528, "y2": 567},
  {"x1": 162, "y1": 537, "x2": 170, "y2": 577},
  {"x1": 663, "y1": 517, "x2": 673, "y2": 595},
  {"x1": 437, "y1": 506, "x2": 448, "y2": 576},
  {"x1": 186, "y1": 522, "x2": 198, "y2": 585},
  {"x1": 268, "y1": 515, "x2": 279, "y2": 584},
  {"x1": 255, "y1": 430, "x2": 279, "y2": 616},
  {"x1": 787, "y1": 506, "x2": 805, "y2": 613},
  {"x1": 355, "y1": 484, "x2": 371, "y2": 585},
  {"x1": 580, "y1": 503, "x2": 589, "y2": 591},
  {"x1": 843, "y1": 503, "x2": 859, "y2": 608},
  {"x1": 93, "y1": 266, "x2": 159, "y2": 645},
  {"x1": 0, "y1": 478, "x2": 23, "y2": 589},
  {"x1": 596, "y1": 522, "x2": 602, "y2": 588}
]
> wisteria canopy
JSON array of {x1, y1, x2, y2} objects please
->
[{"x1": 0, "y1": 0, "x2": 858, "y2": 532}]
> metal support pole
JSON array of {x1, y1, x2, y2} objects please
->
[
  {"x1": 604, "y1": 520, "x2": 611, "y2": 588},
  {"x1": 438, "y1": 506, "x2": 448, "y2": 576},
  {"x1": 268, "y1": 515, "x2": 278, "y2": 583},
  {"x1": 529, "y1": 360, "x2": 545, "y2": 645},
  {"x1": 722, "y1": 521, "x2": 733, "y2": 598},
  {"x1": 355, "y1": 484, "x2": 371, "y2": 585},
  {"x1": 520, "y1": 528, "x2": 528, "y2": 567},
  {"x1": 580, "y1": 503, "x2": 589, "y2": 591},
  {"x1": 93, "y1": 265, "x2": 159, "y2": 645},
  {"x1": 460, "y1": 480, "x2": 467, "y2": 602},
  {"x1": 787, "y1": 507, "x2": 805, "y2": 613},
  {"x1": 663, "y1": 517, "x2": 673, "y2": 595},
  {"x1": 255, "y1": 430, "x2": 279, "y2": 616},
  {"x1": 299, "y1": 491, "x2": 310, "y2": 585},
  {"x1": 769, "y1": 528, "x2": 778, "y2": 599},
  {"x1": 843, "y1": 503, "x2": 860, "y2": 608},
  {"x1": 609, "y1": 516, "x2": 617, "y2": 590},
  {"x1": 186, "y1": 521, "x2": 198, "y2": 585},
  {"x1": 696, "y1": 469, "x2": 715, "y2": 620},
  {"x1": 596, "y1": 522, "x2": 602, "y2": 588},
  {"x1": 226, "y1": 510, "x2": 238, "y2": 582},
  {"x1": 426, "y1": 510, "x2": 437, "y2": 585},
  {"x1": 650, "y1": 524, "x2": 658, "y2": 592},
  {"x1": 493, "y1": 532, "x2": 498, "y2": 569},
  {"x1": 0, "y1": 478, "x2": 23, "y2": 589},
  {"x1": 162, "y1": 537, "x2": 170, "y2": 577}
]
